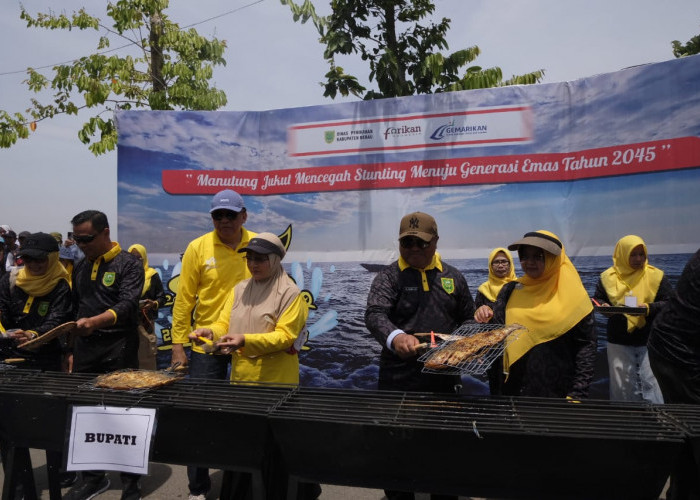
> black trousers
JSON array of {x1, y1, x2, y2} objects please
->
[{"x1": 649, "y1": 352, "x2": 700, "y2": 500}]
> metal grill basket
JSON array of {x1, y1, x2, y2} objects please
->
[{"x1": 419, "y1": 323, "x2": 526, "y2": 376}]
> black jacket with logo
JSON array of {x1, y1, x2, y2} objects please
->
[
  {"x1": 0, "y1": 274, "x2": 72, "y2": 370},
  {"x1": 71, "y1": 246, "x2": 144, "y2": 373},
  {"x1": 365, "y1": 258, "x2": 475, "y2": 392}
]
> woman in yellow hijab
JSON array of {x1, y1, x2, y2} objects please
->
[
  {"x1": 128, "y1": 243, "x2": 166, "y2": 370},
  {"x1": 475, "y1": 247, "x2": 516, "y2": 310},
  {"x1": 593, "y1": 235, "x2": 672, "y2": 403},
  {"x1": 474, "y1": 230, "x2": 596, "y2": 398},
  {"x1": 0, "y1": 232, "x2": 72, "y2": 371}
]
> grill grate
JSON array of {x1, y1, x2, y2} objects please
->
[
  {"x1": 418, "y1": 322, "x2": 525, "y2": 375},
  {"x1": 269, "y1": 387, "x2": 681, "y2": 441},
  {"x1": 0, "y1": 369, "x2": 292, "y2": 414}
]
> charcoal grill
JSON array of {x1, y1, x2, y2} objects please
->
[
  {"x1": 0, "y1": 369, "x2": 292, "y2": 500},
  {"x1": 1, "y1": 369, "x2": 698, "y2": 500},
  {"x1": 418, "y1": 322, "x2": 525, "y2": 375},
  {"x1": 656, "y1": 403, "x2": 700, "y2": 479},
  {"x1": 269, "y1": 388, "x2": 684, "y2": 499}
]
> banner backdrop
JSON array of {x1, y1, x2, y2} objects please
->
[{"x1": 116, "y1": 55, "x2": 700, "y2": 395}]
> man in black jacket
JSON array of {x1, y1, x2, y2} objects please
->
[
  {"x1": 364, "y1": 212, "x2": 474, "y2": 500},
  {"x1": 648, "y1": 248, "x2": 700, "y2": 500},
  {"x1": 66, "y1": 210, "x2": 144, "y2": 500},
  {"x1": 365, "y1": 212, "x2": 475, "y2": 393}
]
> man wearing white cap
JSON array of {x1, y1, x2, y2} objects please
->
[{"x1": 169, "y1": 189, "x2": 256, "y2": 500}]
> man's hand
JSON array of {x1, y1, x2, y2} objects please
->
[
  {"x1": 140, "y1": 299, "x2": 158, "y2": 312},
  {"x1": 8, "y1": 330, "x2": 35, "y2": 343},
  {"x1": 392, "y1": 332, "x2": 420, "y2": 359},
  {"x1": 73, "y1": 317, "x2": 96, "y2": 337},
  {"x1": 170, "y1": 343, "x2": 188, "y2": 368}
]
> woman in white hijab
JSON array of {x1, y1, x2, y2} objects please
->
[{"x1": 190, "y1": 232, "x2": 308, "y2": 384}]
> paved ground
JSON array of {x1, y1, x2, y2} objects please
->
[
  {"x1": 0, "y1": 448, "x2": 435, "y2": 499},
  {"x1": 2, "y1": 448, "x2": 669, "y2": 499}
]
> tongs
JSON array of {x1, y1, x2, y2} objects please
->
[
  {"x1": 165, "y1": 361, "x2": 188, "y2": 374},
  {"x1": 414, "y1": 331, "x2": 461, "y2": 351}
]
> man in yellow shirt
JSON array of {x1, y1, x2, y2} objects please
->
[{"x1": 169, "y1": 189, "x2": 256, "y2": 500}]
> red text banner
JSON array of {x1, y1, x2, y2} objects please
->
[{"x1": 162, "y1": 137, "x2": 700, "y2": 196}]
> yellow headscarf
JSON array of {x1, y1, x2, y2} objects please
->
[
  {"x1": 504, "y1": 230, "x2": 593, "y2": 373},
  {"x1": 477, "y1": 247, "x2": 516, "y2": 302},
  {"x1": 15, "y1": 252, "x2": 69, "y2": 297},
  {"x1": 128, "y1": 244, "x2": 158, "y2": 296},
  {"x1": 600, "y1": 235, "x2": 663, "y2": 332}
]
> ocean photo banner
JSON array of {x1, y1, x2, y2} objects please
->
[{"x1": 116, "y1": 56, "x2": 700, "y2": 391}]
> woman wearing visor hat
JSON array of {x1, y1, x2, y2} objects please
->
[
  {"x1": 189, "y1": 232, "x2": 308, "y2": 384},
  {"x1": 474, "y1": 230, "x2": 597, "y2": 399},
  {"x1": 189, "y1": 232, "x2": 318, "y2": 499}
]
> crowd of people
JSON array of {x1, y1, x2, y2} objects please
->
[{"x1": 1, "y1": 193, "x2": 699, "y2": 500}]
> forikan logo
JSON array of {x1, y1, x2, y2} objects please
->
[
  {"x1": 383, "y1": 124, "x2": 422, "y2": 140},
  {"x1": 430, "y1": 120, "x2": 487, "y2": 141}
]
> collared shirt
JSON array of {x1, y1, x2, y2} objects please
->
[
  {"x1": 171, "y1": 228, "x2": 256, "y2": 352},
  {"x1": 72, "y1": 242, "x2": 145, "y2": 334},
  {"x1": 366, "y1": 252, "x2": 474, "y2": 352}
]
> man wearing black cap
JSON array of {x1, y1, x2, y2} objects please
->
[
  {"x1": 169, "y1": 189, "x2": 257, "y2": 500},
  {"x1": 67, "y1": 210, "x2": 144, "y2": 500},
  {"x1": 366, "y1": 212, "x2": 475, "y2": 394}
]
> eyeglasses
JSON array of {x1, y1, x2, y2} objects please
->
[
  {"x1": 399, "y1": 237, "x2": 432, "y2": 250},
  {"x1": 492, "y1": 259, "x2": 510, "y2": 267},
  {"x1": 244, "y1": 254, "x2": 269, "y2": 263},
  {"x1": 212, "y1": 210, "x2": 239, "y2": 221},
  {"x1": 72, "y1": 233, "x2": 98, "y2": 244}
]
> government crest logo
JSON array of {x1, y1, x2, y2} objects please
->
[
  {"x1": 102, "y1": 272, "x2": 116, "y2": 287},
  {"x1": 324, "y1": 130, "x2": 335, "y2": 144},
  {"x1": 441, "y1": 277, "x2": 455, "y2": 294},
  {"x1": 38, "y1": 301, "x2": 50, "y2": 316}
]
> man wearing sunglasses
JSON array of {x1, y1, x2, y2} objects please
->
[
  {"x1": 365, "y1": 212, "x2": 474, "y2": 500},
  {"x1": 169, "y1": 189, "x2": 256, "y2": 500},
  {"x1": 68, "y1": 210, "x2": 145, "y2": 500}
]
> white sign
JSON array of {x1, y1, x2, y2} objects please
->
[
  {"x1": 66, "y1": 405, "x2": 156, "y2": 474},
  {"x1": 287, "y1": 105, "x2": 533, "y2": 158}
]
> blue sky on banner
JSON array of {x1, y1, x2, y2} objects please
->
[
  {"x1": 116, "y1": 56, "x2": 700, "y2": 260},
  {"x1": 1, "y1": 0, "x2": 699, "y2": 242}
]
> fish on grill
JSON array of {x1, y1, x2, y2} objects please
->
[{"x1": 423, "y1": 323, "x2": 525, "y2": 370}]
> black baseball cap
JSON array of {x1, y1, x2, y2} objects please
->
[{"x1": 19, "y1": 232, "x2": 59, "y2": 259}]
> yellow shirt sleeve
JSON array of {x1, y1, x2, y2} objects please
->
[
  {"x1": 170, "y1": 242, "x2": 200, "y2": 344},
  {"x1": 209, "y1": 288, "x2": 235, "y2": 341},
  {"x1": 242, "y1": 294, "x2": 309, "y2": 357}
]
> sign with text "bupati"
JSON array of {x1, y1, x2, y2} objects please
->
[{"x1": 66, "y1": 405, "x2": 156, "y2": 474}]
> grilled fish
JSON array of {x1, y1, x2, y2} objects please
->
[{"x1": 423, "y1": 324, "x2": 525, "y2": 370}]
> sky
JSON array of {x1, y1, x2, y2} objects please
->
[{"x1": 1, "y1": 0, "x2": 699, "y2": 240}]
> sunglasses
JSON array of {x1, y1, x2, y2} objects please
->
[
  {"x1": 212, "y1": 210, "x2": 239, "y2": 221},
  {"x1": 399, "y1": 237, "x2": 432, "y2": 250},
  {"x1": 73, "y1": 233, "x2": 99, "y2": 244}
]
